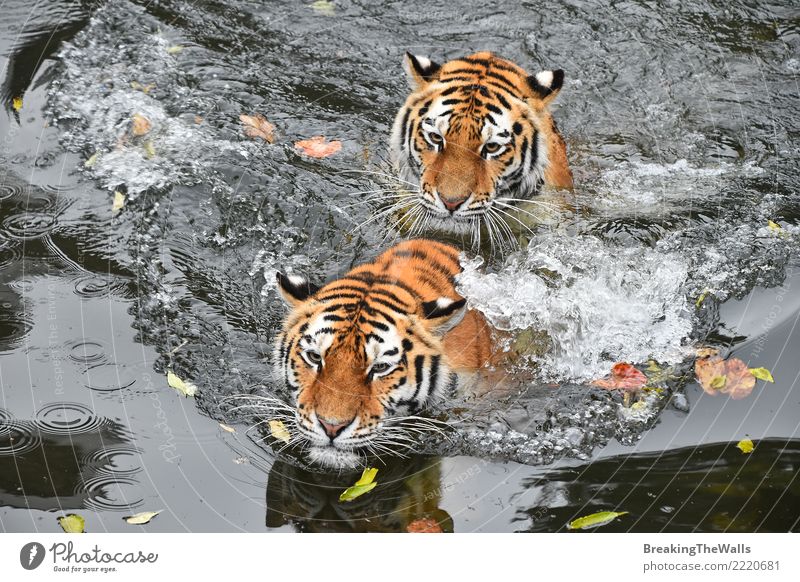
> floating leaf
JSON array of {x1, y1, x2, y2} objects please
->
[
  {"x1": 84, "y1": 152, "x2": 100, "y2": 168},
  {"x1": 695, "y1": 288, "x2": 709, "y2": 308},
  {"x1": 749, "y1": 367, "x2": 774, "y2": 383},
  {"x1": 123, "y1": 511, "x2": 161, "y2": 525},
  {"x1": 167, "y1": 370, "x2": 197, "y2": 397},
  {"x1": 58, "y1": 514, "x2": 85, "y2": 533},
  {"x1": 166, "y1": 45, "x2": 183, "y2": 54},
  {"x1": 695, "y1": 346, "x2": 720, "y2": 359},
  {"x1": 737, "y1": 439, "x2": 754, "y2": 454},
  {"x1": 695, "y1": 356, "x2": 755, "y2": 399},
  {"x1": 112, "y1": 191, "x2": 126, "y2": 216},
  {"x1": 239, "y1": 114, "x2": 275, "y2": 143},
  {"x1": 131, "y1": 113, "x2": 152, "y2": 136},
  {"x1": 339, "y1": 467, "x2": 378, "y2": 502},
  {"x1": 591, "y1": 363, "x2": 647, "y2": 391},
  {"x1": 268, "y1": 420, "x2": 290, "y2": 443},
  {"x1": 130, "y1": 81, "x2": 155, "y2": 94},
  {"x1": 12, "y1": 96, "x2": 23, "y2": 111},
  {"x1": 407, "y1": 518, "x2": 443, "y2": 533},
  {"x1": 219, "y1": 423, "x2": 236, "y2": 433},
  {"x1": 295, "y1": 135, "x2": 342, "y2": 158},
  {"x1": 143, "y1": 140, "x2": 156, "y2": 158},
  {"x1": 568, "y1": 510, "x2": 628, "y2": 530},
  {"x1": 311, "y1": 0, "x2": 335, "y2": 15},
  {"x1": 767, "y1": 220, "x2": 781, "y2": 232}
]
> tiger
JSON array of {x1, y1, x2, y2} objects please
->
[
  {"x1": 272, "y1": 239, "x2": 494, "y2": 469},
  {"x1": 389, "y1": 51, "x2": 573, "y2": 242}
]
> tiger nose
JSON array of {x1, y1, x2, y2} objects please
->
[
  {"x1": 317, "y1": 416, "x2": 354, "y2": 440},
  {"x1": 441, "y1": 196, "x2": 468, "y2": 213}
]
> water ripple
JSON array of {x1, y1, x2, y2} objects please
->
[
  {"x1": 81, "y1": 475, "x2": 144, "y2": 511},
  {"x1": 35, "y1": 402, "x2": 108, "y2": 436},
  {"x1": 1, "y1": 213, "x2": 57, "y2": 239}
]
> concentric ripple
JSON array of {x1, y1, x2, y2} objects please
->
[
  {"x1": 35, "y1": 402, "x2": 108, "y2": 436},
  {"x1": 0, "y1": 182, "x2": 22, "y2": 201},
  {"x1": 83, "y1": 363, "x2": 137, "y2": 392},
  {"x1": 82, "y1": 475, "x2": 144, "y2": 511},
  {"x1": 0, "y1": 236, "x2": 22, "y2": 269},
  {"x1": 82, "y1": 446, "x2": 143, "y2": 476},
  {"x1": 66, "y1": 339, "x2": 107, "y2": 365},
  {"x1": 0, "y1": 420, "x2": 43, "y2": 456},
  {"x1": 73, "y1": 275, "x2": 121, "y2": 298},
  {"x1": 1, "y1": 213, "x2": 57, "y2": 239},
  {"x1": 0, "y1": 408, "x2": 13, "y2": 438}
]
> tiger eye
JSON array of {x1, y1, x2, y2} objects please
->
[{"x1": 484, "y1": 142, "x2": 502, "y2": 154}]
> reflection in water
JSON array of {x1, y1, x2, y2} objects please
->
[
  {"x1": 266, "y1": 457, "x2": 453, "y2": 532},
  {"x1": 517, "y1": 439, "x2": 800, "y2": 533},
  {"x1": 0, "y1": 407, "x2": 142, "y2": 512}
]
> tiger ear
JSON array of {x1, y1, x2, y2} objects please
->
[
  {"x1": 404, "y1": 52, "x2": 442, "y2": 88},
  {"x1": 276, "y1": 272, "x2": 319, "y2": 307},
  {"x1": 527, "y1": 69, "x2": 565, "y2": 105},
  {"x1": 420, "y1": 297, "x2": 467, "y2": 336}
]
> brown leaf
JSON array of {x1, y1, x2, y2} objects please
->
[
  {"x1": 131, "y1": 113, "x2": 152, "y2": 137},
  {"x1": 695, "y1": 356, "x2": 755, "y2": 399},
  {"x1": 591, "y1": 363, "x2": 647, "y2": 391},
  {"x1": 239, "y1": 114, "x2": 274, "y2": 143},
  {"x1": 294, "y1": 135, "x2": 342, "y2": 158},
  {"x1": 407, "y1": 518, "x2": 443, "y2": 533}
]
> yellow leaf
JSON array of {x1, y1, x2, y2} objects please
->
[
  {"x1": 167, "y1": 371, "x2": 197, "y2": 397},
  {"x1": 143, "y1": 140, "x2": 156, "y2": 158},
  {"x1": 767, "y1": 220, "x2": 781, "y2": 232},
  {"x1": 239, "y1": 114, "x2": 275, "y2": 143},
  {"x1": 737, "y1": 439, "x2": 754, "y2": 454},
  {"x1": 123, "y1": 510, "x2": 161, "y2": 525},
  {"x1": 219, "y1": 423, "x2": 236, "y2": 433},
  {"x1": 112, "y1": 191, "x2": 125, "y2": 216},
  {"x1": 311, "y1": 0, "x2": 335, "y2": 15},
  {"x1": 339, "y1": 467, "x2": 379, "y2": 502},
  {"x1": 57, "y1": 514, "x2": 85, "y2": 533},
  {"x1": 84, "y1": 152, "x2": 100, "y2": 168},
  {"x1": 568, "y1": 511, "x2": 628, "y2": 530},
  {"x1": 166, "y1": 45, "x2": 183, "y2": 54},
  {"x1": 749, "y1": 367, "x2": 774, "y2": 382},
  {"x1": 695, "y1": 288, "x2": 709, "y2": 308},
  {"x1": 268, "y1": 420, "x2": 290, "y2": 443},
  {"x1": 12, "y1": 96, "x2": 23, "y2": 111}
]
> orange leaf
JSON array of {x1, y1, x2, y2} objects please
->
[
  {"x1": 294, "y1": 135, "x2": 342, "y2": 158},
  {"x1": 591, "y1": 363, "x2": 647, "y2": 391},
  {"x1": 407, "y1": 518, "x2": 443, "y2": 533},
  {"x1": 131, "y1": 113, "x2": 152, "y2": 137},
  {"x1": 695, "y1": 356, "x2": 756, "y2": 399},
  {"x1": 239, "y1": 114, "x2": 275, "y2": 143}
]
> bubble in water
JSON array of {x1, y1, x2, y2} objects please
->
[{"x1": 35, "y1": 402, "x2": 108, "y2": 435}]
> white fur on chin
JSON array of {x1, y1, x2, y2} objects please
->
[{"x1": 307, "y1": 446, "x2": 361, "y2": 469}]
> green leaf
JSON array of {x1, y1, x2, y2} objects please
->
[
  {"x1": 749, "y1": 367, "x2": 774, "y2": 383},
  {"x1": 167, "y1": 370, "x2": 197, "y2": 397},
  {"x1": 695, "y1": 289, "x2": 709, "y2": 308},
  {"x1": 737, "y1": 439, "x2": 754, "y2": 454},
  {"x1": 123, "y1": 510, "x2": 162, "y2": 525},
  {"x1": 568, "y1": 511, "x2": 628, "y2": 530},
  {"x1": 58, "y1": 514, "x2": 86, "y2": 533},
  {"x1": 339, "y1": 467, "x2": 379, "y2": 502},
  {"x1": 710, "y1": 375, "x2": 727, "y2": 389}
]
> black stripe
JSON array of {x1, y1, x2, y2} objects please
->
[
  {"x1": 365, "y1": 333, "x2": 384, "y2": 343},
  {"x1": 486, "y1": 102, "x2": 503, "y2": 115},
  {"x1": 428, "y1": 355, "x2": 440, "y2": 400},
  {"x1": 412, "y1": 355, "x2": 425, "y2": 403}
]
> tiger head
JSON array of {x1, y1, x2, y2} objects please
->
[
  {"x1": 390, "y1": 51, "x2": 573, "y2": 237},
  {"x1": 271, "y1": 241, "x2": 484, "y2": 469}
]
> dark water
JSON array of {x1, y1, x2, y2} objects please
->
[{"x1": 0, "y1": 0, "x2": 799, "y2": 532}]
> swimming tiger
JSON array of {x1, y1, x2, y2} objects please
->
[
  {"x1": 272, "y1": 239, "x2": 493, "y2": 469},
  {"x1": 389, "y1": 51, "x2": 573, "y2": 242}
]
